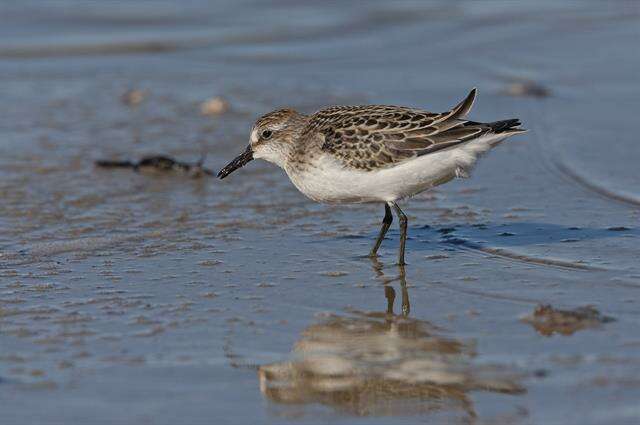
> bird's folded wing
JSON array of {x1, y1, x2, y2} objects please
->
[{"x1": 314, "y1": 88, "x2": 486, "y2": 170}]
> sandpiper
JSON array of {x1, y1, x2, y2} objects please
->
[{"x1": 218, "y1": 89, "x2": 526, "y2": 264}]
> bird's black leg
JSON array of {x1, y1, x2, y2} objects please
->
[
  {"x1": 391, "y1": 202, "x2": 408, "y2": 265},
  {"x1": 369, "y1": 203, "x2": 393, "y2": 258}
]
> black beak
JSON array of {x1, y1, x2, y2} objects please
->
[{"x1": 217, "y1": 145, "x2": 254, "y2": 179}]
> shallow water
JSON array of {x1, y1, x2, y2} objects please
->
[{"x1": 1, "y1": 1, "x2": 640, "y2": 424}]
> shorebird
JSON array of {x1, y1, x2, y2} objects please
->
[{"x1": 218, "y1": 89, "x2": 526, "y2": 264}]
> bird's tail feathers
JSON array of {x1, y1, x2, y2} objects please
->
[{"x1": 486, "y1": 118, "x2": 527, "y2": 134}]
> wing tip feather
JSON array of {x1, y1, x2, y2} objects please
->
[{"x1": 442, "y1": 87, "x2": 477, "y2": 121}]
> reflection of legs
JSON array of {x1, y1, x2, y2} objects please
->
[
  {"x1": 390, "y1": 202, "x2": 408, "y2": 265},
  {"x1": 384, "y1": 286, "x2": 395, "y2": 315},
  {"x1": 369, "y1": 255, "x2": 384, "y2": 278},
  {"x1": 369, "y1": 204, "x2": 393, "y2": 257},
  {"x1": 372, "y1": 256, "x2": 410, "y2": 317},
  {"x1": 398, "y1": 265, "x2": 410, "y2": 316}
]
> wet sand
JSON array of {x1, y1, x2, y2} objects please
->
[{"x1": 1, "y1": 1, "x2": 640, "y2": 424}]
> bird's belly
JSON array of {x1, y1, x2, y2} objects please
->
[{"x1": 285, "y1": 154, "x2": 458, "y2": 204}]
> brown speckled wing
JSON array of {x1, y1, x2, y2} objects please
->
[{"x1": 308, "y1": 89, "x2": 487, "y2": 171}]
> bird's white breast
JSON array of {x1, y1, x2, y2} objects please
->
[{"x1": 283, "y1": 133, "x2": 508, "y2": 204}]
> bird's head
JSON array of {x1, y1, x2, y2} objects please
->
[{"x1": 217, "y1": 108, "x2": 307, "y2": 179}]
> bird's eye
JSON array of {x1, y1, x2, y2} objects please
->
[{"x1": 261, "y1": 130, "x2": 273, "y2": 140}]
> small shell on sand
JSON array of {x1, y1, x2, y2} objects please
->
[
  {"x1": 121, "y1": 89, "x2": 147, "y2": 106},
  {"x1": 521, "y1": 304, "x2": 614, "y2": 336},
  {"x1": 200, "y1": 96, "x2": 230, "y2": 116},
  {"x1": 502, "y1": 81, "x2": 551, "y2": 98}
]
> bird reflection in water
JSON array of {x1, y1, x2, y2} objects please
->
[{"x1": 258, "y1": 260, "x2": 525, "y2": 419}]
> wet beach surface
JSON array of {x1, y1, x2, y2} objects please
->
[{"x1": 1, "y1": 1, "x2": 640, "y2": 424}]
